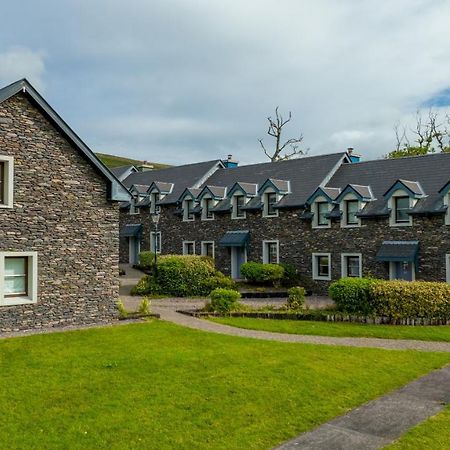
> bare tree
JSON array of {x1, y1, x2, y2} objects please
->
[{"x1": 258, "y1": 107, "x2": 306, "y2": 162}]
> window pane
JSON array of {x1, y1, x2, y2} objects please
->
[
  {"x1": 267, "y1": 193, "x2": 277, "y2": 215},
  {"x1": 318, "y1": 256, "x2": 329, "y2": 276},
  {"x1": 4, "y1": 276, "x2": 27, "y2": 295},
  {"x1": 346, "y1": 200, "x2": 358, "y2": 224},
  {"x1": 236, "y1": 196, "x2": 245, "y2": 217},
  {"x1": 0, "y1": 161, "x2": 4, "y2": 204},
  {"x1": 317, "y1": 202, "x2": 328, "y2": 225},
  {"x1": 268, "y1": 242, "x2": 278, "y2": 263},
  {"x1": 347, "y1": 256, "x2": 360, "y2": 277},
  {"x1": 4, "y1": 257, "x2": 28, "y2": 296},
  {"x1": 5, "y1": 257, "x2": 26, "y2": 276},
  {"x1": 395, "y1": 196, "x2": 410, "y2": 222}
]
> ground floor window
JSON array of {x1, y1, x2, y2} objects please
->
[
  {"x1": 389, "y1": 261, "x2": 415, "y2": 281},
  {"x1": 312, "y1": 253, "x2": 331, "y2": 280},
  {"x1": 150, "y1": 232, "x2": 161, "y2": 254},
  {"x1": 341, "y1": 253, "x2": 362, "y2": 278},
  {"x1": 183, "y1": 241, "x2": 196, "y2": 255},
  {"x1": 201, "y1": 241, "x2": 215, "y2": 258},
  {"x1": 263, "y1": 240, "x2": 279, "y2": 264},
  {"x1": 0, "y1": 252, "x2": 38, "y2": 306},
  {"x1": 447, "y1": 255, "x2": 450, "y2": 283}
]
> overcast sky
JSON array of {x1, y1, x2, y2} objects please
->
[{"x1": 1, "y1": 0, "x2": 450, "y2": 165}]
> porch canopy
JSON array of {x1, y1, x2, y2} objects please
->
[
  {"x1": 120, "y1": 224, "x2": 142, "y2": 237},
  {"x1": 219, "y1": 230, "x2": 250, "y2": 247},
  {"x1": 376, "y1": 240, "x2": 419, "y2": 262}
]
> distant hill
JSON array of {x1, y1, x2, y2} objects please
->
[{"x1": 96, "y1": 152, "x2": 171, "y2": 170}]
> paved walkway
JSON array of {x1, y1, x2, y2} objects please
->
[{"x1": 276, "y1": 364, "x2": 450, "y2": 449}]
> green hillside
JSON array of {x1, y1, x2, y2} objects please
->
[{"x1": 96, "y1": 152, "x2": 170, "y2": 170}]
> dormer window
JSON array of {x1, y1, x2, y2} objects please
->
[
  {"x1": 0, "y1": 155, "x2": 13, "y2": 209},
  {"x1": 202, "y1": 197, "x2": 215, "y2": 220},
  {"x1": 316, "y1": 201, "x2": 329, "y2": 227},
  {"x1": 233, "y1": 195, "x2": 246, "y2": 219},
  {"x1": 129, "y1": 196, "x2": 140, "y2": 215},
  {"x1": 150, "y1": 192, "x2": 160, "y2": 214},
  {"x1": 264, "y1": 192, "x2": 278, "y2": 217},
  {"x1": 395, "y1": 196, "x2": 410, "y2": 223},
  {"x1": 345, "y1": 199, "x2": 359, "y2": 225},
  {"x1": 183, "y1": 198, "x2": 195, "y2": 221}
]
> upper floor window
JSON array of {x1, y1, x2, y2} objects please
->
[
  {"x1": 183, "y1": 199, "x2": 194, "y2": 221},
  {"x1": 263, "y1": 241, "x2": 279, "y2": 264},
  {"x1": 345, "y1": 199, "x2": 359, "y2": 226},
  {"x1": 202, "y1": 197, "x2": 214, "y2": 220},
  {"x1": 264, "y1": 192, "x2": 278, "y2": 217},
  {"x1": 129, "y1": 197, "x2": 140, "y2": 215},
  {"x1": 315, "y1": 201, "x2": 330, "y2": 227},
  {"x1": 395, "y1": 196, "x2": 410, "y2": 224},
  {"x1": 150, "y1": 192, "x2": 161, "y2": 214},
  {"x1": 0, "y1": 155, "x2": 13, "y2": 209},
  {"x1": 232, "y1": 195, "x2": 246, "y2": 219}
]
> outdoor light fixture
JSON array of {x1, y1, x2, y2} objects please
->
[{"x1": 151, "y1": 212, "x2": 161, "y2": 274}]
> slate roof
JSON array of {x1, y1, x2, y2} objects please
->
[
  {"x1": 122, "y1": 160, "x2": 222, "y2": 204},
  {"x1": 327, "y1": 153, "x2": 450, "y2": 216},
  {"x1": 131, "y1": 184, "x2": 150, "y2": 195},
  {"x1": 110, "y1": 165, "x2": 136, "y2": 181},
  {"x1": 202, "y1": 152, "x2": 347, "y2": 208},
  {"x1": 376, "y1": 241, "x2": 419, "y2": 262},
  {"x1": 0, "y1": 79, "x2": 131, "y2": 201}
]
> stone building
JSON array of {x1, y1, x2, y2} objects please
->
[
  {"x1": 0, "y1": 79, "x2": 130, "y2": 332},
  {"x1": 120, "y1": 149, "x2": 450, "y2": 293}
]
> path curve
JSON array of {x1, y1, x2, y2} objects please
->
[{"x1": 154, "y1": 307, "x2": 450, "y2": 352}]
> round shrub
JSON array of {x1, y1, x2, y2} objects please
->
[
  {"x1": 280, "y1": 263, "x2": 300, "y2": 287},
  {"x1": 131, "y1": 275, "x2": 160, "y2": 296},
  {"x1": 329, "y1": 278, "x2": 378, "y2": 315},
  {"x1": 240, "y1": 262, "x2": 285, "y2": 285},
  {"x1": 138, "y1": 251, "x2": 156, "y2": 270},
  {"x1": 210, "y1": 288, "x2": 241, "y2": 313},
  {"x1": 286, "y1": 286, "x2": 306, "y2": 310}
]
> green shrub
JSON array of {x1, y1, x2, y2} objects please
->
[
  {"x1": 240, "y1": 262, "x2": 285, "y2": 285},
  {"x1": 210, "y1": 288, "x2": 241, "y2": 313},
  {"x1": 329, "y1": 278, "x2": 378, "y2": 315},
  {"x1": 280, "y1": 263, "x2": 300, "y2": 287},
  {"x1": 286, "y1": 286, "x2": 306, "y2": 310},
  {"x1": 116, "y1": 299, "x2": 128, "y2": 318},
  {"x1": 370, "y1": 280, "x2": 450, "y2": 319},
  {"x1": 131, "y1": 276, "x2": 160, "y2": 296},
  {"x1": 139, "y1": 251, "x2": 156, "y2": 269},
  {"x1": 202, "y1": 271, "x2": 236, "y2": 292},
  {"x1": 137, "y1": 297, "x2": 151, "y2": 315}
]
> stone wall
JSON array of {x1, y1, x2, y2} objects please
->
[
  {"x1": 0, "y1": 93, "x2": 120, "y2": 332},
  {"x1": 123, "y1": 200, "x2": 450, "y2": 295}
]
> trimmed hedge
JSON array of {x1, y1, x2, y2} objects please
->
[
  {"x1": 329, "y1": 278, "x2": 379, "y2": 315},
  {"x1": 131, "y1": 254, "x2": 235, "y2": 297},
  {"x1": 286, "y1": 286, "x2": 306, "y2": 310},
  {"x1": 370, "y1": 280, "x2": 450, "y2": 319},
  {"x1": 210, "y1": 288, "x2": 241, "y2": 313},
  {"x1": 329, "y1": 278, "x2": 450, "y2": 319},
  {"x1": 240, "y1": 262, "x2": 284, "y2": 285},
  {"x1": 138, "y1": 251, "x2": 156, "y2": 269},
  {"x1": 280, "y1": 263, "x2": 301, "y2": 287}
]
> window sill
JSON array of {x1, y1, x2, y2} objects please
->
[
  {"x1": 1, "y1": 297, "x2": 36, "y2": 306},
  {"x1": 263, "y1": 214, "x2": 279, "y2": 218},
  {"x1": 201, "y1": 217, "x2": 215, "y2": 221},
  {"x1": 312, "y1": 224, "x2": 331, "y2": 229},
  {"x1": 183, "y1": 218, "x2": 195, "y2": 222},
  {"x1": 390, "y1": 222, "x2": 412, "y2": 227},
  {"x1": 0, "y1": 203, "x2": 13, "y2": 209},
  {"x1": 231, "y1": 216, "x2": 246, "y2": 220},
  {"x1": 313, "y1": 276, "x2": 331, "y2": 281},
  {"x1": 341, "y1": 224, "x2": 360, "y2": 228}
]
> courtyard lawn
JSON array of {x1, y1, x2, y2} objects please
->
[
  {"x1": 0, "y1": 322, "x2": 449, "y2": 450},
  {"x1": 210, "y1": 317, "x2": 450, "y2": 342},
  {"x1": 386, "y1": 405, "x2": 450, "y2": 449}
]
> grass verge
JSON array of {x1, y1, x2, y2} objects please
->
[
  {"x1": 210, "y1": 317, "x2": 450, "y2": 342},
  {"x1": 0, "y1": 321, "x2": 449, "y2": 449}
]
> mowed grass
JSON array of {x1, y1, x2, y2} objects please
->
[
  {"x1": 0, "y1": 321, "x2": 449, "y2": 450},
  {"x1": 210, "y1": 317, "x2": 450, "y2": 342},
  {"x1": 386, "y1": 405, "x2": 450, "y2": 449}
]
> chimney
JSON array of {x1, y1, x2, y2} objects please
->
[
  {"x1": 138, "y1": 160, "x2": 154, "y2": 172},
  {"x1": 347, "y1": 147, "x2": 361, "y2": 163},
  {"x1": 223, "y1": 154, "x2": 239, "y2": 168}
]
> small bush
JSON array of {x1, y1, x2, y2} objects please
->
[
  {"x1": 210, "y1": 288, "x2": 241, "y2": 313},
  {"x1": 286, "y1": 286, "x2": 306, "y2": 310},
  {"x1": 240, "y1": 262, "x2": 285, "y2": 286},
  {"x1": 131, "y1": 276, "x2": 160, "y2": 296},
  {"x1": 137, "y1": 297, "x2": 151, "y2": 315},
  {"x1": 280, "y1": 263, "x2": 300, "y2": 287},
  {"x1": 116, "y1": 299, "x2": 128, "y2": 318},
  {"x1": 139, "y1": 251, "x2": 156, "y2": 269},
  {"x1": 370, "y1": 280, "x2": 450, "y2": 319},
  {"x1": 329, "y1": 278, "x2": 378, "y2": 315}
]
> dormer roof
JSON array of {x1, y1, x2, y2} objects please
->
[
  {"x1": 148, "y1": 181, "x2": 174, "y2": 195},
  {"x1": 258, "y1": 178, "x2": 290, "y2": 194},
  {"x1": 305, "y1": 186, "x2": 341, "y2": 205},
  {"x1": 228, "y1": 182, "x2": 258, "y2": 197},
  {"x1": 335, "y1": 184, "x2": 375, "y2": 203},
  {"x1": 383, "y1": 179, "x2": 426, "y2": 199},
  {"x1": 197, "y1": 185, "x2": 227, "y2": 200}
]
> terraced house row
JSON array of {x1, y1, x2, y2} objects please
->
[{"x1": 118, "y1": 150, "x2": 450, "y2": 293}]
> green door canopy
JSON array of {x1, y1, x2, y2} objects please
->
[
  {"x1": 120, "y1": 224, "x2": 143, "y2": 237},
  {"x1": 376, "y1": 241, "x2": 419, "y2": 262},
  {"x1": 219, "y1": 230, "x2": 250, "y2": 247}
]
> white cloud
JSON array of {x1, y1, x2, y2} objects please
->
[{"x1": 0, "y1": 47, "x2": 46, "y2": 91}]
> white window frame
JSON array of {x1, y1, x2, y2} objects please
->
[
  {"x1": 183, "y1": 198, "x2": 195, "y2": 222},
  {"x1": 150, "y1": 231, "x2": 162, "y2": 254},
  {"x1": 201, "y1": 241, "x2": 215, "y2": 258},
  {"x1": 389, "y1": 261, "x2": 416, "y2": 281},
  {"x1": 201, "y1": 196, "x2": 215, "y2": 221},
  {"x1": 312, "y1": 197, "x2": 331, "y2": 228},
  {"x1": 182, "y1": 241, "x2": 196, "y2": 255},
  {"x1": 444, "y1": 194, "x2": 450, "y2": 226},
  {"x1": 0, "y1": 155, "x2": 14, "y2": 209},
  {"x1": 312, "y1": 252, "x2": 331, "y2": 280},
  {"x1": 446, "y1": 254, "x2": 450, "y2": 283},
  {"x1": 231, "y1": 193, "x2": 247, "y2": 219},
  {"x1": 262, "y1": 189, "x2": 279, "y2": 218},
  {"x1": 0, "y1": 251, "x2": 38, "y2": 306},
  {"x1": 340, "y1": 193, "x2": 362, "y2": 228},
  {"x1": 341, "y1": 253, "x2": 362, "y2": 278},
  {"x1": 150, "y1": 191, "x2": 162, "y2": 214},
  {"x1": 129, "y1": 196, "x2": 140, "y2": 215},
  {"x1": 262, "y1": 240, "x2": 279, "y2": 264},
  {"x1": 388, "y1": 189, "x2": 414, "y2": 227}
]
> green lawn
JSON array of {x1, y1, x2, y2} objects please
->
[
  {"x1": 210, "y1": 317, "x2": 450, "y2": 342},
  {"x1": 1, "y1": 321, "x2": 449, "y2": 449},
  {"x1": 386, "y1": 405, "x2": 450, "y2": 449}
]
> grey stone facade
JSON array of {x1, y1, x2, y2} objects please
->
[{"x1": 0, "y1": 93, "x2": 120, "y2": 332}]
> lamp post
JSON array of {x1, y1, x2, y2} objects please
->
[{"x1": 151, "y1": 211, "x2": 161, "y2": 275}]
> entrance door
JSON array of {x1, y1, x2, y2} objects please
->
[
  {"x1": 231, "y1": 247, "x2": 246, "y2": 279},
  {"x1": 391, "y1": 261, "x2": 414, "y2": 281},
  {"x1": 128, "y1": 237, "x2": 140, "y2": 265}
]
